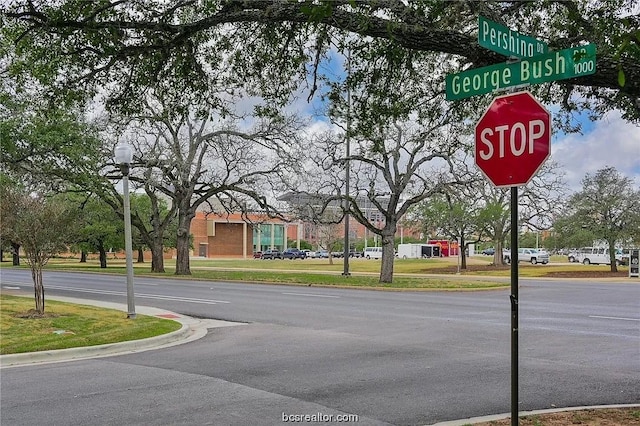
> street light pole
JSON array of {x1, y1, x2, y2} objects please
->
[
  {"x1": 342, "y1": 50, "x2": 351, "y2": 276},
  {"x1": 114, "y1": 144, "x2": 136, "y2": 319}
]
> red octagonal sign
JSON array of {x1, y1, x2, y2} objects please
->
[{"x1": 475, "y1": 91, "x2": 551, "y2": 187}]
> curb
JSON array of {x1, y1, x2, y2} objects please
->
[
  {"x1": 429, "y1": 403, "x2": 640, "y2": 425},
  {"x1": 0, "y1": 295, "x2": 244, "y2": 368},
  {"x1": 0, "y1": 322, "x2": 191, "y2": 367}
]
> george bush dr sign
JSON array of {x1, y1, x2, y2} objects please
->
[{"x1": 475, "y1": 91, "x2": 551, "y2": 187}]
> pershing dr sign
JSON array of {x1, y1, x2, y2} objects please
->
[{"x1": 478, "y1": 16, "x2": 548, "y2": 58}]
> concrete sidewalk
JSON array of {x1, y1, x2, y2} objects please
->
[{"x1": 0, "y1": 295, "x2": 243, "y2": 368}]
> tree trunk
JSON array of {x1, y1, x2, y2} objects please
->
[
  {"x1": 32, "y1": 266, "x2": 45, "y2": 314},
  {"x1": 137, "y1": 247, "x2": 145, "y2": 263},
  {"x1": 494, "y1": 238, "x2": 507, "y2": 265},
  {"x1": 98, "y1": 242, "x2": 107, "y2": 268},
  {"x1": 80, "y1": 251, "x2": 87, "y2": 263},
  {"x1": 379, "y1": 228, "x2": 396, "y2": 283},
  {"x1": 150, "y1": 237, "x2": 166, "y2": 273},
  {"x1": 11, "y1": 242, "x2": 20, "y2": 266},
  {"x1": 460, "y1": 237, "x2": 467, "y2": 270},
  {"x1": 175, "y1": 210, "x2": 194, "y2": 275},
  {"x1": 608, "y1": 244, "x2": 618, "y2": 273}
]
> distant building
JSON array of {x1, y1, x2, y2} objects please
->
[{"x1": 189, "y1": 211, "x2": 303, "y2": 258}]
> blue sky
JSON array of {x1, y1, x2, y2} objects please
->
[{"x1": 551, "y1": 110, "x2": 640, "y2": 190}]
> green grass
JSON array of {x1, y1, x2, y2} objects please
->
[
  {"x1": 2, "y1": 255, "x2": 628, "y2": 296},
  {"x1": 0, "y1": 295, "x2": 181, "y2": 355},
  {"x1": 13, "y1": 257, "x2": 508, "y2": 290}
]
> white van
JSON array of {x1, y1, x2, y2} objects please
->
[
  {"x1": 363, "y1": 247, "x2": 383, "y2": 259},
  {"x1": 575, "y1": 247, "x2": 624, "y2": 265}
]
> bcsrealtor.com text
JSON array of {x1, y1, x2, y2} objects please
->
[{"x1": 282, "y1": 412, "x2": 359, "y2": 423}]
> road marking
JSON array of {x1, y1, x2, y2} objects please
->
[
  {"x1": 282, "y1": 292, "x2": 340, "y2": 299},
  {"x1": 3, "y1": 286, "x2": 21, "y2": 290},
  {"x1": 46, "y1": 285, "x2": 230, "y2": 305},
  {"x1": 589, "y1": 315, "x2": 640, "y2": 322}
]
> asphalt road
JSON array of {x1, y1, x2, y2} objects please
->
[{"x1": 1, "y1": 268, "x2": 639, "y2": 425}]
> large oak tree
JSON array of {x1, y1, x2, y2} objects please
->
[{"x1": 2, "y1": 1, "x2": 638, "y2": 123}]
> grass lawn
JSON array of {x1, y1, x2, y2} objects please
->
[
  {"x1": 0, "y1": 294, "x2": 181, "y2": 355},
  {"x1": 17, "y1": 256, "x2": 510, "y2": 290},
  {"x1": 32, "y1": 255, "x2": 630, "y2": 280}
]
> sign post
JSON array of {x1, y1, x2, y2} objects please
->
[
  {"x1": 446, "y1": 17, "x2": 595, "y2": 426},
  {"x1": 630, "y1": 249, "x2": 639, "y2": 278},
  {"x1": 475, "y1": 90, "x2": 551, "y2": 426}
]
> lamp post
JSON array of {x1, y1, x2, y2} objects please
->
[
  {"x1": 114, "y1": 144, "x2": 136, "y2": 319},
  {"x1": 342, "y1": 49, "x2": 352, "y2": 276}
]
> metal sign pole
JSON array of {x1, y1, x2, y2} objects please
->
[{"x1": 510, "y1": 186, "x2": 519, "y2": 426}]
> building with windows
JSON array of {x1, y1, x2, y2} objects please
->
[
  {"x1": 189, "y1": 211, "x2": 303, "y2": 258},
  {"x1": 186, "y1": 192, "x2": 423, "y2": 258}
]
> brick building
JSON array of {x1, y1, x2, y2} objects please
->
[{"x1": 189, "y1": 211, "x2": 303, "y2": 258}]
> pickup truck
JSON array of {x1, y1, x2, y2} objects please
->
[{"x1": 503, "y1": 248, "x2": 549, "y2": 265}]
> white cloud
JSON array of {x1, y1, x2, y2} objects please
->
[{"x1": 551, "y1": 112, "x2": 640, "y2": 191}]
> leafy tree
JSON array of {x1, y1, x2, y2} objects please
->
[
  {"x1": 129, "y1": 193, "x2": 177, "y2": 271},
  {"x1": 475, "y1": 161, "x2": 567, "y2": 265},
  {"x1": 519, "y1": 232, "x2": 541, "y2": 249},
  {"x1": 0, "y1": 174, "x2": 22, "y2": 265},
  {"x1": 560, "y1": 167, "x2": 640, "y2": 272},
  {"x1": 0, "y1": 72, "x2": 105, "y2": 193},
  {"x1": 548, "y1": 216, "x2": 596, "y2": 250},
  {"x1": 3, "y1": 1, "x2": 638, "y2": 123},
  {"x1": 74, "y1": 195, "x2": 124, "y2": 269},
  {"x1": 411, "y1": 154, "x2": 490, "y2": 269},
  {"x1": 4, "y1": 191, "x2": 76, "y2": 314},
  {"x1": 415, "y1": 194, "x2": 484, "y2": 270}
]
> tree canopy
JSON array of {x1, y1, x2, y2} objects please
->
[
  {"x1": 3, "y1": 1, "x2": 639, "y2": 124},
  {"x1": 557, "y1": 166, "x2": 640, "y2": 271}
]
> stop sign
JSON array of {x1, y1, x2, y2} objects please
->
[{"x1": 475, "y1": 91, "x2": 551, "y2": 187}]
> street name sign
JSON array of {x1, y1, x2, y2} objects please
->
[
  {"x1": 446, "y1": 44, "x2": 596, "y2": 100},
  {"x1": 478, "y1": 16, "x2": 548, "y2": 58},
  {"x1": 474, "y1": 91, "x2": 551, "y2": 187}
]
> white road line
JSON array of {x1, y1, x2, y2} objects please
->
[
  {"x1": 282, "y1": 292, "x2": 340, "y2": 299},
  {"x1": 2, "y1": 286, "x2": 21, "y2": 290},
  {"x1": 589, "y1": 315, "x2": 640, "y2": 322},
  {"x1": 45, "y1": 285, "x2": 230, "y2": 305}
]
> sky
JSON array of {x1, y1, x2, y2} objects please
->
[{"x1": 551, "y1": 111, "x2": 640, "y2": 191}]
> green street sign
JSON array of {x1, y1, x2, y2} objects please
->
[
  {"x1": 446, "y1": 44, "x2": 596, "y2": 101},
  {"x1": 478, "y1": 16, "x2": 548, "y2": 58}
]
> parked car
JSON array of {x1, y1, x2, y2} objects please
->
[
  {"x1": 316, "y1": 249, "x2": 329, "y2": 258},
  {"x1": 349, "y1": 250, "x2": 363, "y2": 258},
  {"x1": 567, "y1": 250, "x2": 579, "y2": 263},
  {"x1": 261, "y1": 249, "x2": 282, "y2": 260},
  {"x1": 503, "y1": 248, "x2": 549, "y2": 264},
  {"x1": 282, "y1": 248, "x2": 306, "y2": 259},
  {"x1": 253, "y1": 251, "x2": 262, "y2": 259},
  {"x1": 482, "y1": 247, "x2": 495, "y2": 256}
]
